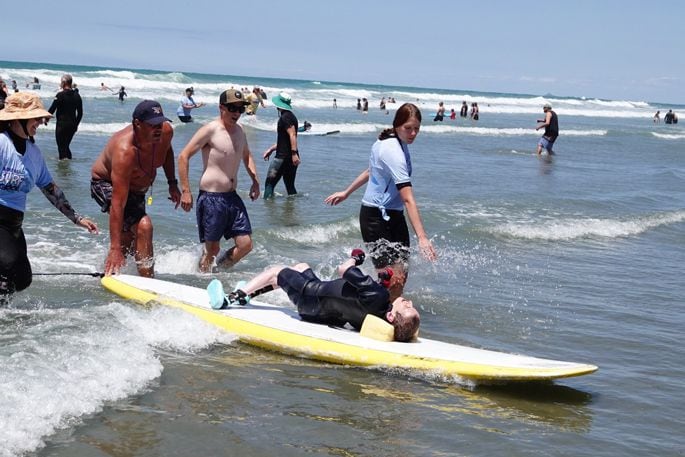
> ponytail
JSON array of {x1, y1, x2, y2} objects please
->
[{"x1": 377, "y1": 103, "x2": 421, "y2": 141}]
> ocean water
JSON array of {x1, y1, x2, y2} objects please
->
[{"x1": 1, "y1": 61, "x2": 684, "y2": 456}]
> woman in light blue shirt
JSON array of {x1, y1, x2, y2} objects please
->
[{"x1": 325, "y1": 103, "x2": 436, "y2": 290}]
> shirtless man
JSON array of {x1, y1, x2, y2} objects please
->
[
  {"x1": 90, "y1": 100, "x2": 181, "y2": 277},
  {"x1": 178, "y1": 89, "x2": 260, "y2": 272}
]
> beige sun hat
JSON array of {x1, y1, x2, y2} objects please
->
[{"x1": 0, "y1": 92, "x2": 52, "y2": 121}]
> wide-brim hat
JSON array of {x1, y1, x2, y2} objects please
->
[
  {"x1": 272, "y1": 92, "x2": 293, "y2": 111},
  {"x1": 0, "y1": 92, "x2": 52, "y2": 121}
]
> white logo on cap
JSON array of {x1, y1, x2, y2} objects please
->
[{"x1": 152, "y1": 107, "x2": 162, "y2": 114}]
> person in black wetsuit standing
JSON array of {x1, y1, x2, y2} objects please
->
[
  {"x1": 536, "y1": 102, "x2": 559, "y2": 155},
  {"x1": 48, "y1": 74, "x2": 83, "y2": 160},
  {"x1": 218, "y1": 250, "x2": 421, "y2": 342}
]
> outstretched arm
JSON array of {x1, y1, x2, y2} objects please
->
[
  {"x1": 40, "y1": 182, "x2": 98, "y2": 233},
  {"x1": 399, "y1": 185, "x2": 436, "y2": 261},
  {"x1": 324, "y1": 168, "x2": 369, "y2": 206}
]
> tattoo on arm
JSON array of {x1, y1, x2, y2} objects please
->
[{"x1": 41, "y1": 183, "x2": 82, "y2": 224}]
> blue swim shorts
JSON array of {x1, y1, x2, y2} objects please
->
[
  {"x1": 196, "y1": 191, "x2": 252, "y2": 243},
  {"x1": 538, "y1": 136, "x2": 556, "y2": 153}
]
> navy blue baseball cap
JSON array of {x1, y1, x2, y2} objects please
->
[{"x1": 132, "y1": 100, "x2": 171, "y2": 125}]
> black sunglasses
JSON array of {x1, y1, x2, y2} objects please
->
[{"x1": 223, "y1": 103, "x2": 246, "y2": 114}]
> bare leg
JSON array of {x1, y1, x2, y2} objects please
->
[
  {"x1": 216, "y1": 235, "x2": 253, "y2": 269},
  {"x1": 200, "y1": 241, "x2": 221, "y2": 273},
  {"x1": 241, "y1": 262, "x2": 310, "y2": 295},
  {"x1": 134, "y1": 216, "x2": 154, "y2": 277}
]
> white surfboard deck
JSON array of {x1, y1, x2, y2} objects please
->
[{"x1": 101, "y1": 274, "x2": 597, "y2": 383}]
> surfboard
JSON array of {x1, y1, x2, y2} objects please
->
[
  {"x1": 299, "y1": 130, "x2": 341, "y2": 136},
  {"x1": 101, "y1": 275, "x2": 598, "y2": 383}
]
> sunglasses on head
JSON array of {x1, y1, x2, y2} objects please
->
[{"x1": 223, "y1": 103, "x2": 246, "y2": 114}]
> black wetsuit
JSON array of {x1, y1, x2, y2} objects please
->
[
  {"x1": 664, "y1": 112, "x2": 675, "y2": 124},
  {"x1": 543, "y1": 110, "x2": 559, "y2": 142},
  {"x1": 0, "y1": 204, "x2": 30, "y2": 296},
  {"x1": 277, "y1": 266, "x2": 390, "y2": 330},
  {"x1": 48, "y1": 89, "x2": 82, "y2": 160}
]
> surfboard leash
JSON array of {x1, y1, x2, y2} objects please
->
[{"x1": 34, "y1": 272, "x2": 105, "y2": 277}]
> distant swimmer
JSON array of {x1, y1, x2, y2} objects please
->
[
  {"x1": 460, "y1": 101, "x2": 468, "y2": 118},
  {"x1": 362, "y1": 98, "x2": 369, "y2": 114},
  {"x1": 117, "y1": 86, "x2": 127, "y2": 102},
  {"x1": 653, "y1": 110, "x2": 660, "y2": 123},
  {"x1": 176, "y1": 87, "x2": 205, "y2": 123},
  {"x1": 297, "y1": 121, "x2": 312, "y2": 132},
  {"x1": 245, "y1": 87, "x2": 265, "y2": 116},
  {"x1": 26, "y1": 77, "x2": 40, "y2": 90},
  {"x1": 470, "y1": 102, "x2": 479, "y2": 121},
  {"x1": 536, "y1": 102, "x2": 559, "y2": 155},
  {"x1": 356, "y1": 98, "x2": 362, "y2": 111},
  {"x1": 100, "y1": 82, "x2": 113, "y2": 92},
  {"x1": 664, "y1": 109, "x2": 678, "y2": 124},
  {"x1": 434, "y1": 101, "x2": 445, "y2": 122},
  {"x1": 47, "y1": 74, "x2": 83, "y2": 160},
  {"x1": 449, "y1": 108, "x2": 456, "y2": 120},
  {"x1": 333, "y1": 98, "x2": 337, "y2": 108}
]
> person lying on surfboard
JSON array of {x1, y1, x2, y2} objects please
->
[{"x1": 208, "y1": 250, "x2": 420, "y2": 342}]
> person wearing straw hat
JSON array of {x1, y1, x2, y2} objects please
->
[
  {"x1": 262, "y1": 92, "x2": 300, "y2": 199},
  {"x1": 0, "y1": 92, "x2": 98, "y2": 300}
]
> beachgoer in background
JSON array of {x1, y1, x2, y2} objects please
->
[
  {"x1": 47, "y1": 74, "x2": 83, "y2": 160},
  {"x1": 90, "y1": 100, "x2": 181, "y2": 277},
  {"x1": 664, "y1": 109, "x2": 677, "y2": 124},
  {"x1": 324, "y1": 103, "x2": 437, "y2": 300},
  {"x1": 176, "y1": 87, "x2": 205, "y2": 123},
  {"x1": 0, "y1": 80, "x2": 7, "y2": 110},
  {"x1": 178, "y1": 89, "x2": 260, "y2": 272},
  {"x1": 460, "y1": 101, "x2": 468, "y2": 118},
  {"x1": 362, "y1": 98, "x2": 369, "y2": 114},
  {"x1": 653, "y1": 110, "x2": 660, "y2": 123},
  {"x1": 470, "y1": 102, "x2": 479, "y2": 121},
  {"x1": 356, "y1": 98, "x2": 362, "y2": 111},
  {"x1": 100, "y1": 82, "x2": 113, "y2": 92},
  {"x1": 434, "y1": 101, "x2": 445, "y2": 122},
  {"x1": 449, "y1": 109, "x2": 456, "y2": 120},
  {"x1": 117, "y1": 86, "x2": 127, "y2": 102},
  {"x1": 333, "y1": 98, "x2": 337, "y2": 108},
  {"x1": 298, "y1": 121, "x2": 312, "y2": 132},
  {"x1": 536, "y1": 102, "x2": 559, "y2": 155},
  {"x1": 219, "y1": 250, "x2": 420, "y2": 342},
  {"x1": 245, "y1": 87, "x2": 265, "y2": 115},
  {"x1": 263, "y1": 92, "x2": 300, "y2": 199},
  {"x1": 26, "y1": 77, "x2": 40, "y2": 90},
  {"x1": 0, "y1": 92, "x2": 98, "y2": 300},
  {"x1": 380, "y1": 97, "x2": 386, "y2": 112}
]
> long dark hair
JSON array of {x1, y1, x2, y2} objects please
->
[{"x1": 378, "y1": 103, "x2": 422, "y2": 141}]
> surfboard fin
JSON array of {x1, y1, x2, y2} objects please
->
[{"x1": 207, "y1": 279, "x2": 228, "y2": 309}]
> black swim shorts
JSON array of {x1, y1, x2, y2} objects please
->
[{"x1": 90, "y1": 179, "x2": 147, "y2": 232}]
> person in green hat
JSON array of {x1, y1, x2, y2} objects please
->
[{"x1": 262, "y1": 92, "x2": 299, "y2": 199}]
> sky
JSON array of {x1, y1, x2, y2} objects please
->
[{"x1": 8, "y1": 0, "x2": 684, "y2": 104}]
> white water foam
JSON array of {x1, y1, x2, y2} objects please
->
[
  {"x1": 651, "y1": 132, "x2": 685, "y2": 140},
  {"x1": 0, "y1": 303, "x2": 235, "y2": 457},
  {"x1": 490, "y1": 211, "x2": 685, "y2": 241},
  {"x1": 266, "y1": 217, "x2": 359, "y2": 244}
]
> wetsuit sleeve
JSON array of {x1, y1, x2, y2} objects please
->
[
  {"x1": 342, "y1": 266, "x2": 390, "y2": 309},
  {"x1": 40, "y1": 182, "x2": 82, "y2": 224},
  {"x1": 48, "y1": 93, "x2": 59, "y2": 115},
  {"x1": 76, "y1": 93, "x2": 83, "y2": 125}
]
